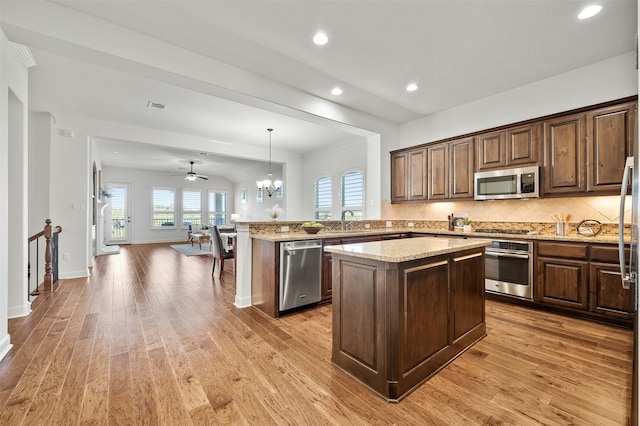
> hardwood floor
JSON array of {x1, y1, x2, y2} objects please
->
[{"x1": 0, "y1": 243, "x2": 633, "y2": 425}]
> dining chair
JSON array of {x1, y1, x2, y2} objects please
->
[
  {"x1": 212, "y1": 225, "x2": 234, "y2": 275},
  {"x1": 187, "y1": 224, "x2": 194, "y2": 245}
]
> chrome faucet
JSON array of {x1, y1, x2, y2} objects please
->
[{"x1": 341, "y1": 210, "x2": 354, "y2": 231}]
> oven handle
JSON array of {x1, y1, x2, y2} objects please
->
[{"x1": 486, "y1": 251, "x2": 530, "y2": 260}]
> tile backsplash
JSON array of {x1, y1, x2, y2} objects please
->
[{"x1": 382, "y1": 195, "x2": 628, "y2": 226}]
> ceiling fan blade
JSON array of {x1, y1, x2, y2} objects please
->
[{"x1": 197, "y1": 176, "x2": 209, "y2": 180}]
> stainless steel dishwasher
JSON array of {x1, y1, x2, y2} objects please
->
[{"x1": 279, "y1": 239, "x2": 322, "y2": 312}]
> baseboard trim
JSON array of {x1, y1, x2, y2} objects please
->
[
  {"x1": 234, "y1": 295, "x2": 251, "y2": 309},
  {"x1": 0, "y1": 334, "x2": 12, "y2": 362},
  {"x1": 8, "y1": 301, "x2": 31, "y2": 319},
  {"x1": 59, "y1": 269, "x2": 90, "y2": 279}
]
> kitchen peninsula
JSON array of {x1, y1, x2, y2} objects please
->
[{"x1": 325, "y1": 237, "x2": 490, "y2": 401}]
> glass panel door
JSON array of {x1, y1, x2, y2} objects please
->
[{"x1": 107, "y1": 183, "x2": 131, "y2": 244}]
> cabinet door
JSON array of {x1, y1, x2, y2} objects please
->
[
  {"x1": 587, "y1": 102, "x2": 636, "y2": 193},
  {"x1": 451, "y1": 250, "x2": 485, "y2": 341},
  {"x1": 475, "y1": 130, "x2": 506, "y2": 171},
  {"x1": 589, "y1": 262, "x2": 634, "y2": 320},
  {"x1": 428, "y1": 142, "x2": 449, "y2": 199},
  {"x1": 391, "y1": 151, "x2": 408, "y2": 202},
  {"x1": 408, "y1": 148, "x2": 427, "y2": 201},
  {"x1": 321, "y1": 252, "x2": 333, "y2": 302},
  {"x1": 506, "y1": 122, "x2": 541, "y2": 166},
  {"x1": 450, "y1": 137, "x2": 474, "y2": 199},
  {"x1": 536, "y1": 257, "x2": 589, "y2": 310},
  {"x1": 543, "y1": 113, "x2": 587, "y2": 194}
]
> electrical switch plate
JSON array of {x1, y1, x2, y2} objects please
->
[
  {"x1": 63, "y1": 253, "x2": 70, "y2": 260},
  {"x1": 364, "y1": 223, "x2": 371, "y2": 229},
  {"x1": 386, "y1": 221, "x2": 392, "y2": 228},
  {"x1": 281, "y1": 226, "x2": 289, "y2": 232},
  {"x1": 408, "y1": 222, "x2": 415, "y2": 227}
]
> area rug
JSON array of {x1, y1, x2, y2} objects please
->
[{"x1": 170, "y1": 243, "x2": 212, "y2": 256}]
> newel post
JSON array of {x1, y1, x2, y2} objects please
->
[{"x1": 43, "y1": 219, "x2": 53, "y2": 291}]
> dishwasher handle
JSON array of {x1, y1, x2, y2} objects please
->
[{"x1": 284, "y1": 245, "x2": 322, "y2": 254}]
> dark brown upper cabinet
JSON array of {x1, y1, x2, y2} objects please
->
[
  {"x1": 426, "y1": 138, "x2": 474, "y2": 201},
  {"x1": 427, "y1": 142, "x2": 449, "y2": 200},
  {"x1": 391, "y1": 148, "x2": 427, "y2": 202},
  {"x1": 507, "y1": 123, "x2": 541, "y2": 166},
  {"x1": 390, "y1": 97, "x2": 637, "y2": 203},
  {"x1": 543, "y1": 113, "x2": 587, "y2": 194},
  {"x1": 586, "y1": 102, "x2": 636, "y2": 193},
  {"x1": 450, "y1": 137, "x2": 474, "y2": 199},
  {"x1": 476, "y1": 123, "x2": 540, "y2": 171},
  {"x1": 475, "y1": 130, "x2": 506, "y2": 171}
]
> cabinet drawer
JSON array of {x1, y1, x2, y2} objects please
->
[
  {"x1": 537, "y1": 242, "x2": 588, "y2": 259},
  {"x1": 323, "y1": 238, "x2": 342, "y2": 247},
  {"x1": 590, "y1": 245, "x2": 630, "y2": 263}
]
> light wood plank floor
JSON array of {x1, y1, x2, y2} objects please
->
[{"x1": 0, "y1": 243, "x2": 633, "y2": 425}]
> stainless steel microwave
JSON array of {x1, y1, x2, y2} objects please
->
[{"x1": 474, "y1": 166, "x2": 539, "y2": 200}]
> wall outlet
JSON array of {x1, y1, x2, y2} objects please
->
[
  {"x1": 72, "y1": 203, "x2": 85, "y2": 210},
  {"x1": 62, "y1": 253, "x2": 70, "y2": 260},
  {"x1": 281, "y1": 226, "x2": 289, "y2": 232},
  {"x1": 386, "y1": 221, "x2": 392, "y2": 228},
  {"x1": 364, "y1": 223, "x2": 371, "y2": 229},
  {"x1": 408, "y1": 222, "x2": 415, "y2": 227}
]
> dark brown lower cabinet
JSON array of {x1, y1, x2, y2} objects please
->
[
  {"x1": 536, "y1": 257, "x2": 589, "y2": 310},
  {"x1": 321, "y1": 234, "x2": 387, "y2": 303},
  {"x1": 535, "y1": 241, "x2": 634, "y2": 326},
  {"x1": 590, "y1": 262, "x2": 634, "y2": 320},
  {"x1": 331, "y1": 247, "x2": 486, "y2": 402},
  {"x1": 321, "y1": 251, "x2": 333, "y2": 302}
]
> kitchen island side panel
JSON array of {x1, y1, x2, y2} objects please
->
[
  {"x1": 331, "y1": 246, "x2": 487, "y2": 402},
  {"x1": 332, "y1": 257, "x2": 388, "y2": 393}
]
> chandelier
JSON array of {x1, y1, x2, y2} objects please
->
[{"x1": 256, "y1": 128, "x2": 282, "y2": 197}]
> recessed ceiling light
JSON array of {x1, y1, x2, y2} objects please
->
[
  {"x1": 406, "y1": 83, "x2": 418, "y2": 92},
  {"x1": 331, "y1": 87, "x2": 342, "y2": 96},
  {"x1": 313, "y1": 32, "x2": 328, "y2": 46},
  {"x1": 578, "y1": 5, "x2": 602, "y2": 19}
]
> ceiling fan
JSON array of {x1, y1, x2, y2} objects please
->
[{"x1": 176, "y1": 161, "x2": 208, "y2": 181}]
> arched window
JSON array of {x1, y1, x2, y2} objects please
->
[
  {"x1": 314, "y1": 176, "x2": 332, "y2": 220},
  {"x1": 341, "y1": 170, "x2": 364, "y2": 220}
]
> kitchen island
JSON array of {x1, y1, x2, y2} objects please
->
[{"x1": 325, "y1": 236, "x2": 490, "y2": 402}]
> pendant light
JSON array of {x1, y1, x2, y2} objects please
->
[{"x1": 256, "y1": 128, "x2": 282, "y2": 197}]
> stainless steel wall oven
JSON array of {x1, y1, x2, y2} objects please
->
[{"x1": 484, "y1": 239, "x2": 533, "y2": 300}]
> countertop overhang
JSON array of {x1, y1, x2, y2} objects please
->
[{"x1": 324, "y1": 236, "x2": 491, "y2": 263}]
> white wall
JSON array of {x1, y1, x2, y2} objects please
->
[
  {"x1": 0, "y1": 26, "x2": 31, "y2": 359},
  {"x1": 232, "y1": 163, "x2": 286, "y2": 221},
  {"x1": 28, "y1": 111, "x2": 52, "y2": 234},
  {"x1": 48, "y1": 119, "x2": 91, "y2": 279},
  {"x1": 102, "y1": 166, "x2": 235, "y2": 244},
  {"x1": 386, "y1": 52, "x2": 639, "y2": 202},
  {"x1": 7, "y1": 88, "x2": 29, "y2": 319}
]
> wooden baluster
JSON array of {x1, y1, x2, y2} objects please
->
[{"x1": 43, "y1": 219, "x2": 53, "y2": 291}]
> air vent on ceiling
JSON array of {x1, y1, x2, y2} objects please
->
[{"x1": 147, "y1": 101, "x2": 166, "y2": 110}]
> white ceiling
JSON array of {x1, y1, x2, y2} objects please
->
[{"x1": 1, "y1": 0, "x2": 636, "y2": 180}]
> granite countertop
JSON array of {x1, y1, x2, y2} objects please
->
[
  {"x1": 411, "y1": 228, "x2": 623, "y2": 244},
  {"x1": 251, "y1": 228, "x2": 410, "y2": 242},
  {"x1": 250, "y1": 227, "x2": 623, "y2": 244},
  {"x1": 324, "y1": 236, "x2": 491, "y2": 263}
]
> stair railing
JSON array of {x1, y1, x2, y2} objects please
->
[{"x1": 28, "y1": 219, "x2": 62, "y2": 296}]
